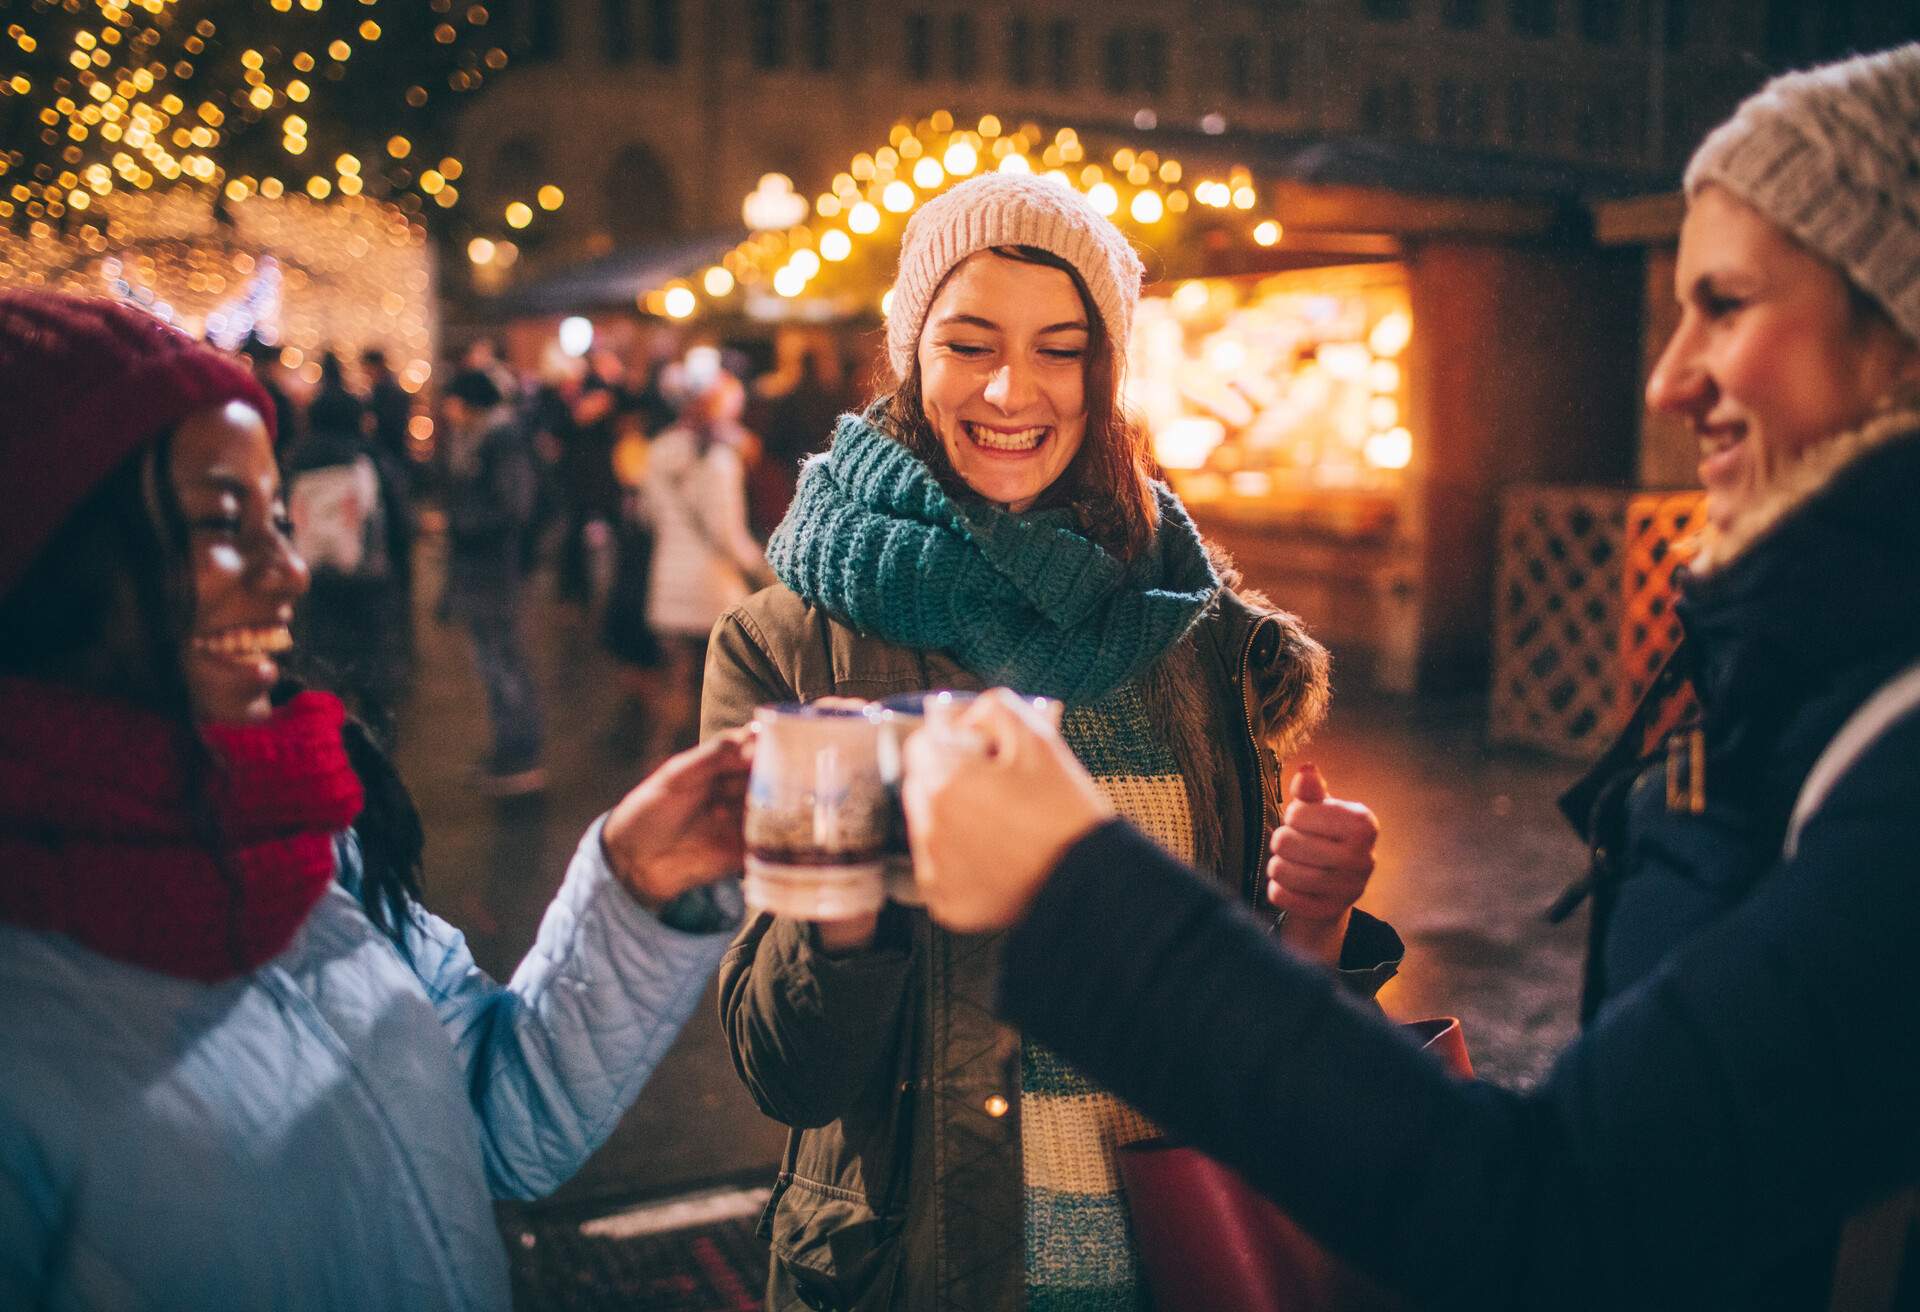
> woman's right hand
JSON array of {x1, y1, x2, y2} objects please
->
[{"x1": 904, "y1": 690, "x2": 1113, "y2": 933}]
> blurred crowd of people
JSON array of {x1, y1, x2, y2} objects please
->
[{"x1": 248, "y1": 325, "x2": 858, "y2": 794}]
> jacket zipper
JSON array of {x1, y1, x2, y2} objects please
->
[{"x1": 1237, "y1": 620, "x2": 1274, "y2": 911}]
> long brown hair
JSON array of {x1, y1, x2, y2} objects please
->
[{"x1": 873, "y1": 245, "x2": 1159, "y2": 562}]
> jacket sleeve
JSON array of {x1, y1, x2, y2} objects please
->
[
  {"x1": 0, "y1": 1117, "x2": 53, "y2": 1301},
  {"x1": 997, "y1": 707, "x2": 1920, "y2": 1311},
  {"x1": 403, "y1": 816, "x2": 744, "y2": 1200},
  {"x1": 701, "y1": 605, "x2": 793, "y2": 739},
  {"x1": 701, "y1": 601, "x2": 919, "y2": 1128}
]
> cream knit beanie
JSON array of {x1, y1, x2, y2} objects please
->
[
  {"x1": 885, "y1": 173, "x2": 1147, "y2": 381},
  {"x1": 1685, "y1": 42, "x2": 1920, "y2": 344}
]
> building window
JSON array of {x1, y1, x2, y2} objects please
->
[
  {"x1": 1537, "y1": 83, "x2": 1562, "y2": 145},
  {"x1": 751, "y1": 0, "x2": 788, "y2": 69},
  {"x1": 804, "y1": 0, "x2": 832, "y2": 70},
  {"x1": 1008, "y1": 17, "x2": 1034, "y2": 86},
  {"x1": 1462, "y1": 82, "x2": 1488, "y2": 142},
  {"x1": 1442, "y1": 0, "x2": 1484, "y2": 29},
  {"x1": 1226, "y1": 36, "x2": 1254, "y2": 99},
  {"x1": 649, "y1": 0, "x2": 679, "y2": 64},
  {"x1": 1049, "y1": 20, "x2": 1077, "y2": 90},
  {"x1": 1361, "y1": 85, "x2": 1387, "y2": 134},
  {"x1": 1366, "y1": 0, "x2": 1413, "y2": 19},
  {"x1": 905, "y1": 12, "x2": 932, "y2": 81},
  {"x1": 1102, "y1": 29, "x2": 1131, "y2": 93},
  {"x1": 1140, "y1": 28, "x2": 1167, "y2": 96},
  {"x1": 1505, "y1": 80, "x2": 1528, "y2": 145},
  {"x1": 951, "y1": 14, "x2": 977, "y2": 80},
  {"x1": 1580, "y1": 0, "x2": 1621, "y2": 43},
  {"x1": 1435, "y1": 80, "x2": 1459, "y2": 140},
  {"x1": 605, "y1": 143, "x2": 681, "y2": 241},
  {"x1": 523, "y1": 0, "x2": 562, "y2": 62},
  {"x1": 1664, "y1": 0, "x2": 1689, "y2": 50},
  {"x1": 603, "y1": 0, "x2": 633, "y2": 61},
  {"x1": 1267, "y1": 37, "x2": 1292, "y2": 102},
  {"x1": 1362, "y1": 79, "x2": 1415, "y2": 136},
  {"x1": 1510, "y1": 0, "x2": 1556, "y2": 38}
]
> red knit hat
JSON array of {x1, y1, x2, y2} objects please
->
[{"x1": 0, "y1": 290, "x2": 276, "y2": 599}]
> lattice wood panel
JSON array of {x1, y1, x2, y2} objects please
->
[
  {"x1": 1618, "y1": 491, "x2": 1707, "y2": 717},
  {"x1": 1491, "y1": 486, "x2": 1705, "y2": 758},
  {"x1": 1491, "y1": 488, "x2": 1627, "y2": 756}
]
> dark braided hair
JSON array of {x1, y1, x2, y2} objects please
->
[{"x1": 0, "y1": 433, "x2": 423, "y2": 955}]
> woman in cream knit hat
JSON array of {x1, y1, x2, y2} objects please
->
[
  {"x1": 901, "y1": 43, "x2": 1920, "y2": 1312},
  {"x1": 702, "y1": 172, "x2": 1403, "y2": 1308}
]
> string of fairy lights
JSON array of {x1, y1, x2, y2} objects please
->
[
  {"x1": 0, "y1": 0, "x2": 522, "y2": 242},
  {"x1": 617, "y1": 110, "x2": 1281, "y2": 324}
]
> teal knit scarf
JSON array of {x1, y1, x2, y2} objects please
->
[{"x1": 767, "y1": 414, "x2": 1220, "y2": 703}]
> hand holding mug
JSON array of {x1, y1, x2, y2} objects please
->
[
  {"x1": 601, "y1": 729, "x2": 753, "y2": 910},
  {"x1": 903, "y1": 689, "x2": 1112, "y2": 933}
]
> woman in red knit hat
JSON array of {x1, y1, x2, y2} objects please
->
[{"x1": 0, "y1": 290, "x2": 752, "y2": 1310}]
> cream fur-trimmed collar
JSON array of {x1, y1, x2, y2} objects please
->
[{"x1": 1690, "y1": 395, "x2": 1920, "y2": 576}]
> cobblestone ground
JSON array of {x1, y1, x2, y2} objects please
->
[{"x1": 394, "y1": 531, "x2": 1593, "y2": 1224}]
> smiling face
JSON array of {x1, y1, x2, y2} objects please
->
[
  {"x1": 1647, "y1": 185, "x2": 1920, "y2": 530},
  {"x1": 171, "y1": 400, "x2": 310, "y2": 723},
  {"x1": 915, "y1": 250, "x2": 1093, "y2": 512}
]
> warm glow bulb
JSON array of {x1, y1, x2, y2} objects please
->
[
  {"x1": 773, "y1": 265, "x2": 806, "y2": 297},
  {"x1": 537, "y1": 184, "x2": 563, "y2": 210},
  {"x1": 1369, "y1": 312, "x2": 1413, "y2": 358},
  {"x1": 789, "y1": 248, "x2": 821, "y2": 278},
  {"x1": 1232, "y1": 186, "x2": 1257, "y2": 210},
  {"x1": 703, "y1": 265, "x2": 735, "y2": 296},
  {"x1": 388, "y1": 135, "x2": 411, "y2": 158},
  {"x1": 1086, "y1": 182, "x2": 1119, "y2": 216},
  {"x1": 467, "y1": 237, "x2": 495, "y2": 264},
  {"x1": 1129, "y1": 190, "x2": 1164, "y2": 223},
  {"x1": 880, "y1": 288, "x2": 895, "y2": 317},
  {"x1": 912, "y1": 157, "x2": 944, "y2": 190},
  {"x1": 881, "y1": 180, "x2": 914, "y2": 213},
  {"x1": 1253, "y1": 220, "x2": 1281, "y2": 246},
  {"x1": 848, "y1": 201, "x2": 880, "y2": 233},
  {"x1": 819, "y1": 229, "x2": 852, "y2": 262},
  {"x1": 1364, "y1": 427, "x2": 1414, "y2": 470},
  {"x1": 998, "y1": 153, "x2": 1032, "y2": 175},
  {"x1": 663, "y1": 286, "x2": 697, "y2": 319},
  {"x1": 505, "y1": 201, "x2": 532, "y2": 228},
  {"x1": 944, "y1": 141, "x2": 978, "y2": 176}
]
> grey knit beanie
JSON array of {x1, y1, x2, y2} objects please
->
[
  {"x1": 886, "y1": 173, "x2": 1147, "y2": 381},
  {"x1": 1685, "y1": 43, "x2": 1920, "y2": 344}
]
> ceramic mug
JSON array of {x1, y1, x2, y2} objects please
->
[
  {"x1": 743, "y1": 701, "x2": 890, "y2": 919},
  {"x1": 876, "y1": 691, "x2": 1063, "y2": 906}
]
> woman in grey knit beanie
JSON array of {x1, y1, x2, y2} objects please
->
[
  {"x1": 893, "y1": 41, "x2": 1920, "y2": 1312},
  {"x1": 1652, "y1": 40, "x2": 1920, "y2": 536}
]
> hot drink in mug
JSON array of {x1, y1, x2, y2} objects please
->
[{"x1": 743, "y1": 701, "x2": 891, "y2": 919}]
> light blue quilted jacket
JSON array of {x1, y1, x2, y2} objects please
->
[{"x1": 0, "y1": 817, "x2": 742, "y2": 1311}]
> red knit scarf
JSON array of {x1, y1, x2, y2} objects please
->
[{"x1": 0, "y1": 679, "x2": 364, "y2": 982}]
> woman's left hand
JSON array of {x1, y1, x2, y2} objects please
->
[
  {"x1": 1268, "y1": 764, "x2": 1378, "y2": 960},
  {"x1": 602, "y1": 730, "x2": 752, "y2": 909}
]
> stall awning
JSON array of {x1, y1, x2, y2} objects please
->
[{"x1": 482, "y1": 231, "x2": 743, "y2": 317}]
